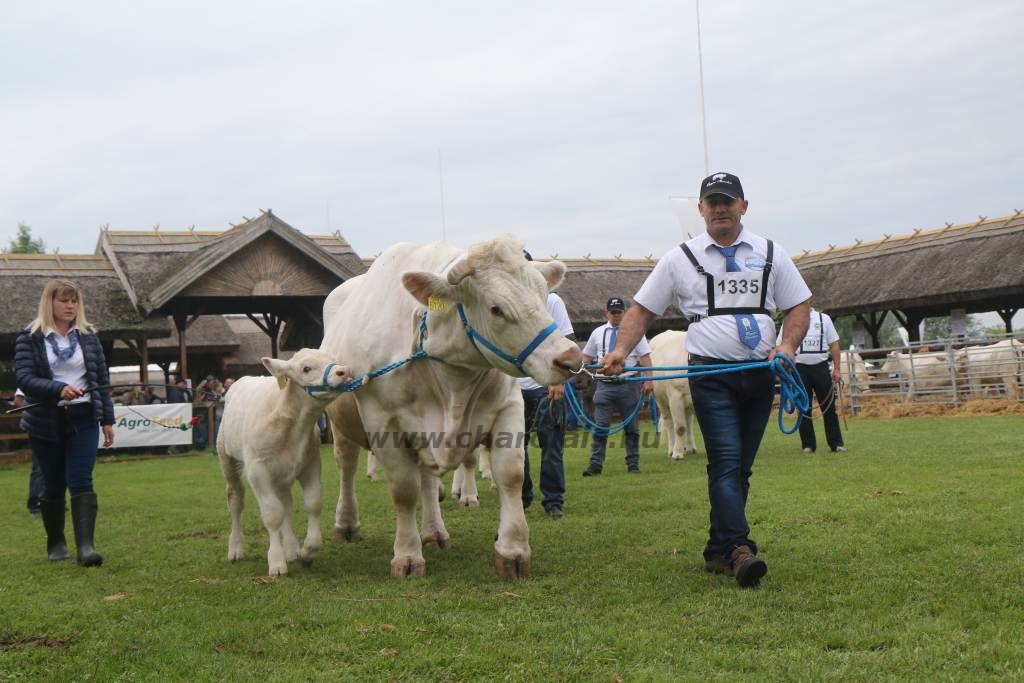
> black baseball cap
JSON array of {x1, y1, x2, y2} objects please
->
[
  {"x1": 699, "y1": 172, "x2": 744, "y2": 201},
  {"x1": 606, "y1": 297, "x2": 625, "y2": 311}
]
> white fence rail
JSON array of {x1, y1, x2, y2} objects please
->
[{"x1": 841, "y1": 333, "x2": 1024, "y2": 413}]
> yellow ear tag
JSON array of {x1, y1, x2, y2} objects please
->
[
  {"x1": 427, "y1": 295, "x2": 450, "y2": 312},
  {"x1": 276, "y1": 376, "x2": 287, "y2": 390}
]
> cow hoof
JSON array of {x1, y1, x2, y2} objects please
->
[
  {"x1": 301, "y1": 558, "x2": 314, "y2": 569},
  {"x1": 390, "y1": 557, "x2": 426, "y2": 577},
  {"x1": 268, "y1": 564, "x2": 288, "y2": 578},
  {"x1": 450, "y1": 489, "x2": 461, "y2": 500},
  {"x1": 494, "y1": 551, "x2": 530, "y2": 579},
  {"x1": 422, "y1": 532, "x2": 450, "y2": 550},
  {"x1": 333, "y1": 525, "x2": 362, "y2": 542},
  {"x1": 459, "y1": 498, "x2": 480, "y2": 508},
  {"x1": 670, "y1": 455, "x2": 685, "y2": 461},
  {"x1": 228, "y1": 550, "x2": 244, "y2": 562}
]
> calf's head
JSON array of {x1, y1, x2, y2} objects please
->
[{"x1": 262, "y1": 348, "x2": 353, "y2": 399}]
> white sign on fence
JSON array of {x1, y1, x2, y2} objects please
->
[{"x1": 99, "y1": 404, "x2": 194, "y2": 449}]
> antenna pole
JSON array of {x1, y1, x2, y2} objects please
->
[
  {"x1": 438, "y1": 149, "x2": 448, "y2": 242},
  {"x1": 696, "y1": 0, "x2": 710, "y2": 175}
]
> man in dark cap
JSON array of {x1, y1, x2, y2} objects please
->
[
  {"x1": 600, "y1": 172, "x2": 811, "y2": 587},
  {"x1": 581, "y1": 297, "x2": 652, "y2": 475}
]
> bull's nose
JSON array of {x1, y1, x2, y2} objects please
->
[{"x1": 554, "y1": 346, "x2": 583, "y2": 374}]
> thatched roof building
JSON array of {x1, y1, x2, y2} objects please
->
[
  {"x1": 794, "y1": 210, "x2": 1023, "y2": 342},
  {"x1": 98, "y1": 210, "x2": 364, "y2": 316},
  {"x1": 0, "y1": 254, "x2": 170, "y2": 351}
]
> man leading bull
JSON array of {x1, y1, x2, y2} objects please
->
[{"x1": 600, "y1": 171, "x2": 811, "y2": 587}]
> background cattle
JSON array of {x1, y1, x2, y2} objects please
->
[
  {"x1": 956, "y1": 339, "x2": 1022, "y2": 400},
  {"x1": 839, "y1": 350, "x2": 872, "y2": 393},
  {"x1": 648, "y1": 330, "x2": 697, "y2": 460},
  {"x1": 879, "y1": 349, "x2": 956, "y2": 401}
]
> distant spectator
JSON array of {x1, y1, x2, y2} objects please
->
[
  {"x1": 122, "y1": 384, "x2": 148, "y2": 406},
  {"x1": 220, "y1": 377, "x2": 235, "y2": 402},
  {"x1": 194, "y1": 375, "x2": 222, "y2": 406},
  {"x1": 166, "y1": 377, "x2": 190, "y2": 404},
  {"x1": 144, "y1": 386, "x2": 163, "y2": 405}
]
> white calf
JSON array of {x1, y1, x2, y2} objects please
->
[
  {"x1": 649, "y1": 330, "x2": 697, "y2": 460},
  {"x1": 217, "y1": 349, "x2": 352, "y2": 577}
]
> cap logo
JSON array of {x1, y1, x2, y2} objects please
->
[{"x1": 711, "y1": 173, "x2": 728, "y2": 182}]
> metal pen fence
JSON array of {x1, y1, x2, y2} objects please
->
[{"x1": 842, "y1": 333, "x2": 1024, "y2": 413}]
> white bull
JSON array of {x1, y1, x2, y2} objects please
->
[
  {"x1": 956, "y1": 339, "x2": 1022, "y2": 400},
  {"x1": 879, "y1": 350, "x2": 955, "y2": 400},
  {"x1": 321, "y1": 236, "x2": 581, "y2": 578},
  {"x1": 649, "y1": 330, "x2": 697, "y2": 460}
]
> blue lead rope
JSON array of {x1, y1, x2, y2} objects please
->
[
  {"x1": 565, "y1": 355, "x2": 809, "y2": 437},
  {"x1": 304, "y1": 312, "x2": 430, "y2": 395}
]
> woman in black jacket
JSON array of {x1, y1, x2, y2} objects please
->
[{"x1": 15, "y1": 279, "x2": 115, "y2": 566}]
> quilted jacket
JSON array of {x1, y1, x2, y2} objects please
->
[{"x1": 14, "y1": 327, "x2": 115, "y2": 440}]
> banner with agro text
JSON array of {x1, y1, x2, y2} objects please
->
[{"x1": 99, "y1": 404, "x2": 195, "y2": 448}]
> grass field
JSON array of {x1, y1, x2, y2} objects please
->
[{"x1": 1, "y1": 415, "x2": 1022, "y2": 681}]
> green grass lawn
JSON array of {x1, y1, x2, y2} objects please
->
[{"x1": 1, "y1": 415, "x2": 1022, "y2": 681}]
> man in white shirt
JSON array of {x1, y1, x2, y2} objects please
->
[
  {"x1": 600, "y1": 172, "x2": 811, "y2": 588},
  {"x1": 518, "y1": 251, "x2": 576, "y2": 519},
  {"x1": 779, "y1": 305, "x2": 845, "y2": 454},
  {"x1": 581, "y1": 297, "x2": 653, "y2": 476}
]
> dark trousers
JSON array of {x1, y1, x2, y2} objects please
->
[
  {"x1": 589, "y1": 381, "x2": 641, "y2": 469},
  {"x1": 29, "y1": 404, "x2": 100, "y2": 499},
  {"x1": 27, "y1": 459, "x2": 45, "y2": 512},
  {"x1": 522, "y1": 388, "x2": 566, "y2": 510},
  {"x1": 688, "y1": 357, "x2": 774, "y2": 561},
  {"x1": 797, "y1": 362, "x2": 844, "y2": 451}
]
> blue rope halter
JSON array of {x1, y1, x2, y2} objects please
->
[
  {"x1": 304, "y1": 312, "x2": 431, "y2": 395},
  {"x1": 455, "y1": 303, "x2": 558, "y2": 373}
]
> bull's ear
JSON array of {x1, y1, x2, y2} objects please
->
[
  {"x1": 532, "y1": 260, "x2": 566, "y2": 291},
  {"x1": 402, "y1": 272, "x2": 462, "y2": 307}
]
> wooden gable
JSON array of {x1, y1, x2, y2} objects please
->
[{"x1": 180, "y1": 232, "x2": 341, "y2": 298}]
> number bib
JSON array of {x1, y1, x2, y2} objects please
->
[{"x1": 712, "y1": 271, "x2": 762, "y2": 310}]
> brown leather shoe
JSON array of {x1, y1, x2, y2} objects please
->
[
  {"x1": 730, "y1": 545, "x2": 767, "y2": 587},
  {"x1": 703, "y1": 556, "x2": 732, "y2": 575}
]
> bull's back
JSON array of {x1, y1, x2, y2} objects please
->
[{"x1": 323, "y1": 241, "x2": 463, "y2": 368}]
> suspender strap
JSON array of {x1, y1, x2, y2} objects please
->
[
  {"x1": 759, "y1": 240, "x2": 774, "y2": 310},
  {"x1": 680, "y1": 243, "x2": 715, "y2": 321}
]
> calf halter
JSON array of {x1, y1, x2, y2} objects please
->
[{"x1": 456, "y1": 303, "x2": 558, "y2": 373}]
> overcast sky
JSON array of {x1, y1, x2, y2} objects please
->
[{"x1": 2, "y1": 1, "x2": 1021, "y2": 264}]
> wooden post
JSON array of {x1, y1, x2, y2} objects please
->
[
  {"x1": 140, "y1": 337, "x2": 149, "y2": 385},
  {"x1": 173, "y1": 313, "x2": 188, "y2": 380}
]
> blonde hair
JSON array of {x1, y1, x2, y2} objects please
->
[{"x1": 29, "y1": 279, "x2": 95, "y2": 334}]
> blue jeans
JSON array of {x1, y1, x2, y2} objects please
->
[
  {"x1": 688, "y1": 356, "x2": 774, "y2": 561},
  {"x1": 522, "y1": 388, "x2": 566, "y2": 510},
  {"x1": 589, "y1": 381, "x2": 641, "y2": 469},
  {"x1": 29, "y1": 403, "x2": 100, "y2": 499}
]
